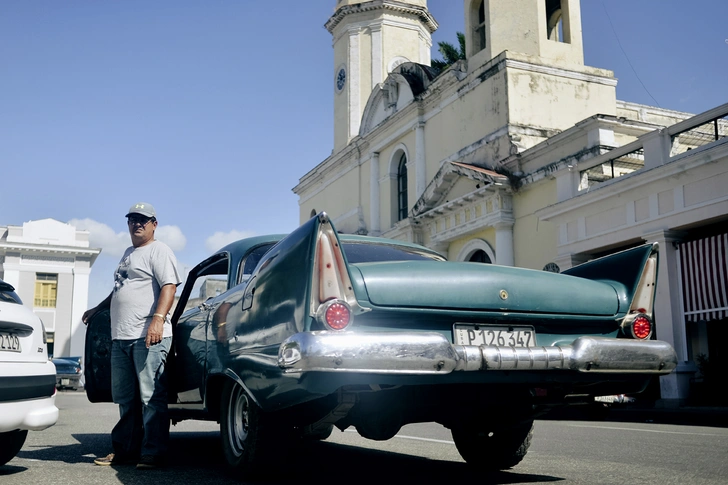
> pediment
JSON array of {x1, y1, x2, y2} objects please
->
[
  {"x1": 359, "y1": 62, "x2": 439, "y2": 137},
  {"x1": 412, "y1": 162, "x2": 509, "y2": 217}
]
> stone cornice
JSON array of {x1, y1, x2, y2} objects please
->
[
  {"x1": 505, "y1": 58, "x2": 617, "y2": 87},
  {"x1": 0, "y1": 241, "x2": 101, "y2": 256},
  {"x1": 325, "y1": 1, "x2": 438, "y2": 34}
]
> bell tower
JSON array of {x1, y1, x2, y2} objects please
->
[
  {"x1": 464, "y1": 0, "x2": 584, "y2": 68},
  {"x1": 327, "y1": 1, "x2": 438, "y2": 152}
]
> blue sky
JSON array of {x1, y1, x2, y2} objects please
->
[{"x1": 1, "y1": 0, "x2": 726, "y2": 306}]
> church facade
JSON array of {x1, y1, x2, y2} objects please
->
[{"x1": 294, "y1": 0, "x2": 728, "y2": 403}]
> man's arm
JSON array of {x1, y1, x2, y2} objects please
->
[
  {"x1": 82, "y1": 292, "x2": 112, "y2": 325},
  {"x1": 145, "y1": 283, "x2": 176, "y2": 348}
]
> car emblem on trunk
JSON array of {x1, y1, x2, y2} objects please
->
[{"x1": 499, "y1": 290, "x2": 508, "y2": 300}]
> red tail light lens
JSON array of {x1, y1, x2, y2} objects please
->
[
  {"x1": 632, "y1": 315, "x2": 652, "y2": 339},
  {"x1": 325, "y1": 302, "x2": 350, "y2": 330},
  {"x1": 317, "y1": 299, "x2": 352, "y2": 330}
]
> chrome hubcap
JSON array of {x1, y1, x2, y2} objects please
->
[{"x1": 228, "y1": 385, "x2": 249, "y2": 456}]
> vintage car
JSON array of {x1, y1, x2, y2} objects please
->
[
  {"x1": 85, "y1": 213, "x2": 677, "y2": 477},
  {"x1": 52, "y1": 356, "x2": 83, "y2": 391}
]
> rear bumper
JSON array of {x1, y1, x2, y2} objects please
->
[
  {"x1": 0, "y1": 361, "x2": 57, "y2": 401},
  {"x1": 0, "y1": 360, "x2": 60, "y2": 432},
  {"x1": 0, "y1": 394, "x2": 58, "y2": 432},
  {"x1": 278, "y1": 331, "x2": 677, "y2": 375}
]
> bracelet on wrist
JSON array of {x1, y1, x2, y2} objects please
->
[{"x1": 153, "y1": 313, "x2": 166, "y2": 319}]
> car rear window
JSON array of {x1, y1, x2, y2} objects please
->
[
  {"x1": 0, "y1": 281, "x2": 22, "y2": 304},
  {"x1": 342, "y1": 243, "x2": 445, "y2": 264}
]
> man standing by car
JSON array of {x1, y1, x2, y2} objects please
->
[{"x1": 83, "y1": 202, "x2": 181, "y2": 469}]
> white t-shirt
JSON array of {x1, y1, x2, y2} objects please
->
[{"x1": 110, "y1": 240, "x2": 182, "y2": 340}]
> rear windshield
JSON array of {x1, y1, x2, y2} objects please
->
[
  {"x1": 0, "y1": 282, "x2": 22, "y2": 304},
  {"x1": 342, "y1": 242, "x2": 445, "y2": 264}
]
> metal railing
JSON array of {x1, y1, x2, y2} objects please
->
[
  {"x1": 578, "y1": 148, "x2": 644, "y2": 190},
  {"x1": 670, "y1": 114, "x2": 728, "y2": 155},
  {"x1": 578, "y1": 102, "x2": 728, "y2": 191}
]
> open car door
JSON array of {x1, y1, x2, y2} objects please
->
[{"x1": 84, "y1": 309, "x2": 112, "y2": 402}]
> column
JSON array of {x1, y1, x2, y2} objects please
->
[
  {"x1": 369, "y1": 152, "x2": 381, "y2": 236},
  {"x1": 494, "y1": 222, "x2": 514, "y2": 267},
  {"x1": 371, "y1": 23, "x2": 382, "y2": 87},
  {"x1": 348, "y1": 27, "x2": 361, "y2": 139},
  {"x1": 415, "y1": 121, "x2": 426, "y2": 199},
  {"x1": 70, "y1": 266, "x2": 92, "y2": 356},
  {"x1": 642, "y1": 230, "x2": 690, "y2": 403},
  {"x1": 556, "y1": 168, "x2": 580, "y2": 202},
  {"x1": 642, "y1": 128, "x2": 673, "y2": 169}
]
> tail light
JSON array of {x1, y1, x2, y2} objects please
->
[
  {"x1": 316, "y1": 299, "x2": 352, "y2": 330},
  {"x1": 621, "y1": 246, "x2": 657, "y2": 339},
  {"x1": 310, "y1": 213, "x2": 368, "y2": 330},
  {"x1": 626, "y1": 313, "x2": 653, "y2": 340}
]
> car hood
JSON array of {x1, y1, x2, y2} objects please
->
[{"x1": 350, "y1": 261, "x2": 620, "y2": 316}]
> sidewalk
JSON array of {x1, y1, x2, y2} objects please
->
[
  {"x1": 606, "y1": 402, "x2": 728, "y2": 428},
  {"x1": 543, "y1": 401, "x2": 728, "y2": 428}
]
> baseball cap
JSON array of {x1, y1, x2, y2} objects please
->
[{"x1": 125, "y1": 202, "x2": 156, "y2": 219}]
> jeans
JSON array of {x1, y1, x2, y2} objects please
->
[{"x1": 110, "y1": 337, "x2": 171, "y2": 458}]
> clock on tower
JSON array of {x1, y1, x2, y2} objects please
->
[{"x1": 335, "y1": 66, "x2": 346, "y2": 93}]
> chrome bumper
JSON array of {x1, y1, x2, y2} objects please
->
[{"x1": 277, "y1": 331, "x2": 677, "y2": 375}]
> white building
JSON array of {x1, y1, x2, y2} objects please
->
[
  {"x1": 0, "y1": 219, "x2": 101, "y2": 357},
  {"x1": 294, "y1": 0, "x2": 728, "y2": 404}
]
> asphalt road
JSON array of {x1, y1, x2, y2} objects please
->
[{"x1": 2, "y1": 391, "x2": 727, "y2": 485}]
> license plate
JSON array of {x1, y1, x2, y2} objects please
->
[
  {"x1": 0, "y1": 331, "x2": 21, "y2": 353},
  {"x1": 454, "y1": 324, "x2": 536, "y2": 347},
  {"x1": 62, "y1": 378, "x2": 70, "y2": 386}
]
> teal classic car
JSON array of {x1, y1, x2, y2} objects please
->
[{"x1": 85, "y1": 212, "x2": 677, "y2": 477}]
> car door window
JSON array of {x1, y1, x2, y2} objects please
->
[
  {"x1": 237, "y1": 243, "x2": 276, "y2": 285},
  {"x1": 175, "y1": 254, "x2": 230, "y2": 319}
]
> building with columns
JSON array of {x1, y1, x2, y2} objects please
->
[
  {"x1": 0, "y1": 219, "x2": 101, "y2": 358},
  {"x1": 294, "y1": 0, "x2": 728, "y2": 404}
]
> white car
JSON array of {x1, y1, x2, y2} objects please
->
[{"x1": 0, "y1": 279, "x2": 59, "y2": 466}]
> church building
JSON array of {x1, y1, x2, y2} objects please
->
[{"x1": 294, "y1": 0, "x2": 728, "y2": 404}]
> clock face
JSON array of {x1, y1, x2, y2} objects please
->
[
  {"x1": 336, "y1": 67, "x2": 346, "y2": 92},
  {"x1": 542, "y1": 262, "x2": 561, "y2": 273}
]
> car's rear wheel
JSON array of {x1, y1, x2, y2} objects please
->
[
  {"x1": 451, "y1": 420, "x2": 534, "y2": 471},
  {"x1": 0, "y1": 429, "x2": 28, "y2": 466},
  {"x1": 220, "y1": 379, "x2": 278, "y2": 478}
]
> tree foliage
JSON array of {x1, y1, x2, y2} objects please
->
[{"x1": 431, "y1": 32, "x2": 466, "y2": 72}]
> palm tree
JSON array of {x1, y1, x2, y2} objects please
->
[{"x1": 431, "y1": 32, "x2": 466, "y2": 72}]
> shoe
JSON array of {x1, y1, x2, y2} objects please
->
[
  {"x1": 94, "y1": 453, "x2": 136, "y2": 466},
  {"x1": 136, "y1": 455, "x2": 164, "y2": 469}
]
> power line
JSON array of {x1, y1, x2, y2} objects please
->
[{"x1": 601, "y1": 1, "x2": 661, "y2": 107}]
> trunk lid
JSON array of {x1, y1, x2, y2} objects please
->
[{"x1": 350, "y1": 261, "x2": 619, "y2": 316}]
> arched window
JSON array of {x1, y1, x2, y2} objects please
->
[
  {"x1": 546, "y1": 0, "x2": 565, "y2": 42},
  {"x1": 470, "y1": 0, "x2": 486, "y2": 54},
  {"x1": 456, "y1": 238, "x2": 496, "y2": 264},
  {"x1": 397, "y1": 153, "x2": 408, "y2": 221},
  {"x1": 469, "y1": 249, "x2": 492, "y2": 264},
  {"x1": 309, "y1": 209, "x2": 317, "y2": 219}
]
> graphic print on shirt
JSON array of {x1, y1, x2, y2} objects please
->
[{"x1": 114, "y1": 255, "x2": 130, "y2": 292}]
